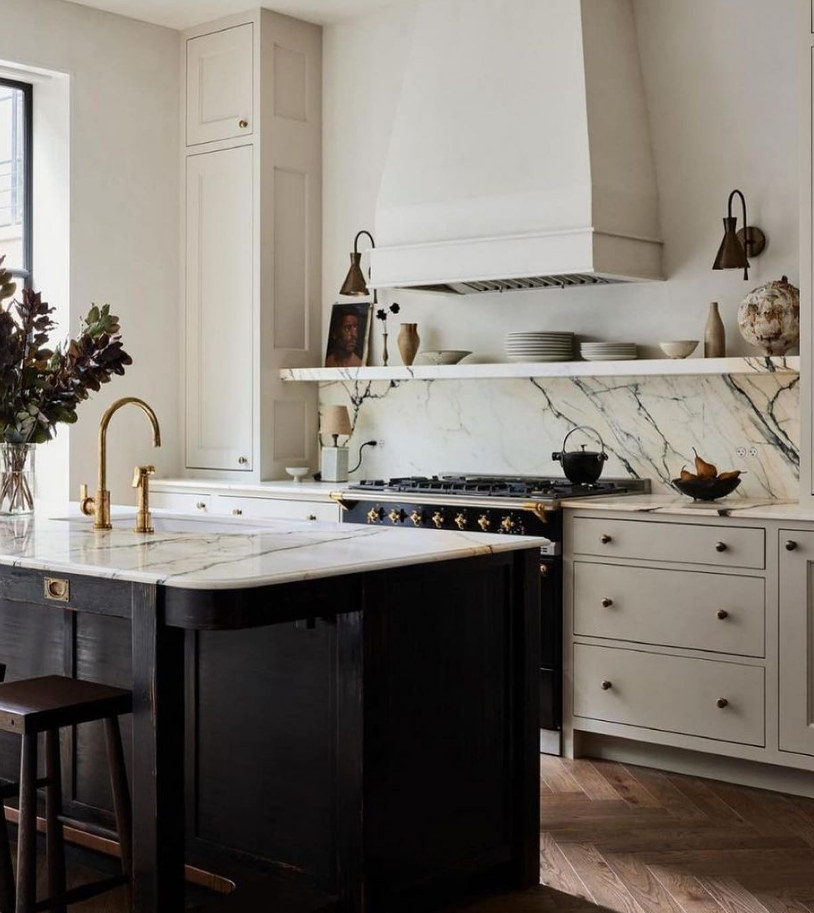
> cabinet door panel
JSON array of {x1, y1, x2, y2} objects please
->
[
  {"x1": 186, "y1": 146, "x2": 254, "y2": 471},
  {"x1": 779, "y1": 530, "x2": 814, "y2": 755},
  {"x1": 187, "y1": 24, "x2": 253, "y2": 146}
]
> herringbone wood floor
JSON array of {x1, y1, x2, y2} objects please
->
[{"x1": 56, "y1": 756, "x2": 814, "y2": 911}]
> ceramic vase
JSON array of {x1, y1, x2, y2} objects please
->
[
  {"x1": 397, "y1": 323, "x2": 420, "y2": 366},
  {"x1": 704, "y1": 302, "x2": 726, "y2": 358}
]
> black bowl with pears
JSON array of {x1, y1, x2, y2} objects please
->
[{"x1": 672, "y1": 450, "x2": 744, "y2": 502}]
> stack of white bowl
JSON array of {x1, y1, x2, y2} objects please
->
[
  {"x1": 579, "y1": 341, "x2": 638, "y2": 362},
  {"x1": 505, "y1": 332, "x2": 574, "y2": 362}
]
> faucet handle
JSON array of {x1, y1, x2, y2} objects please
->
[
  {"x1": 79, "y1": 484, "x2": 95, "y2": 517},
  {"x1": 132, "y1": 465, "x2": 156, "y2": 488},
  {"x1": 133, "y1": 465, "x2": 156, "y2": 535}
]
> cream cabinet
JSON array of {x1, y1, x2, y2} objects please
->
[
  {"x1": 215, "y1": 495, "x2": 340, "y2": 522},
  {"x1": 185, "y1": 145, "x2": 254, "y2": 472},
  {"x1": 779, "y1": 530, "x2": 814, "y2": 756},
  {"x1": 186, "y1": 23, "x2": 253, "y2": 146},
  {"x1": 151, "y1": 491, "x2": 212, "y2": 513}
]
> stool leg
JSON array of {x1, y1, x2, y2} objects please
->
[
  {"x1": 0, "y1": 800, "x2": 16, "y2": 913},
  {"x1": 15, "y1": 733, "x2": 37, "y2": 913},
  {"x1": 44, "y1": 731, "x2": 65, "y2": 913},
  {"x1": 104, "y1": 718, "x2": 132, "y2": 879}
]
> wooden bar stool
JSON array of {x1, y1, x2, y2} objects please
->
[{"x1": 0, "y1": 675, "x2": 132, "y2": 913}]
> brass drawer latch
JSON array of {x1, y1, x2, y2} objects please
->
[{"x1": 44, "y1": 578, "x2": 70, "y2": 602}]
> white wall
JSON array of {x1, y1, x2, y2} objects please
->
[
  {"x1": 323, "y1": 0, "x2": 800, "y2": 365},
  {"x1": 0, "y1": 0, "x2": 180, "y2": 505}
]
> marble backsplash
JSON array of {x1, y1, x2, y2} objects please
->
[{"x1": 318, "y1": 372, "x2": 800, "y2": 499}]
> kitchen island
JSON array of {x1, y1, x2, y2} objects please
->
[{"x1": 0, "y1": 511, "x2": 540, "y2": 912}]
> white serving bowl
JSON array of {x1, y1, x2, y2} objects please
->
[
  {"x1": 659, "y1": 340, "x2": 699, "y2": 359},
  {"x1": 285, "y1": 466, "x2": 311, "y2": 483},
  {"x1": 415, "y1": 350, "x2": 472, "y2": 366}
]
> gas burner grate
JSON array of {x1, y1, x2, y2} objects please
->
[{"x1": 348, "y1": 476, "x2": 635, "y2": 500}]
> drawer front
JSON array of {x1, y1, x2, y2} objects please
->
[
  {"x1": 214, "y1": 496, "x2": 340, "y2": 523},
  {"x1": 574, "y1": 562, "x2": 765, "y2": 656},
  {"x1": 151, "y1": 492, "x2": 212, "y2": 514},
  {"x1": 572, "y1": 517, "x2": 765, "y2": 569},
  {"x1": 573, "y1": 644, "x2": 765, "y2": 746}
]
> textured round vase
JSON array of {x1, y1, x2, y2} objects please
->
[
  {"x1": 738, "y1": 276, "x2": 800, "y2": 356},
  {"x1": 397, "y1": 323, "x2": 420, "y2": 366}
]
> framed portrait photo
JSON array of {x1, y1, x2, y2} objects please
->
[{"x1": 325, "y1": 302, "x2": 372, "y2": 368}]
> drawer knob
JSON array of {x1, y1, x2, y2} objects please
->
[
  {"x1": 716, "y1": 697, "x2": 729, "y2": 709},
  {"x1": 786, "y1": 540, "x2": 798, "y2": 552},
  {"x1": 601, "y1": 597, "x2": 614, "y2": 608},
  {"x1": 600, "y1": 534, "x2": 613, "y2": 545},
  {"x1": 715, "y1": 542, "x2": 728, "y2": 553},
  {"x1": 601, "y1": 680, "x2": 613, "y2": 691},
  {"x1": 196, "y1": 502, "x2": 206, "y2": 511},
  {"x1": 307, "y1": 514, "x2": 317, "y2": 521},
  {"x1": 232, "y1": 509, "x2": 243, "y2": 516},
  {"x1": 239, "y1": 118, "x2": 249, "y2": 129},
  {"x1": 238, "y1": 456, "x2": 249, "y2": 466},
  {"x1": 539, "y1": 563, "x2": 549, "y2": 577},
  {"x1": 716, "y1": 609, "x2": 729, "y2": 620},
  {"x1": 44, "y1": 578, "x2": 70, "y2": 602}
]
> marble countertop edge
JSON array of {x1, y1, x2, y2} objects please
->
[{"x1": 560, "y1": 494, "x2": 814, "y2": 521}]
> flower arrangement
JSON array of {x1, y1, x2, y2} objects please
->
[
  {"x1": 0, "y1": 256, "x2": 133, "y2": 512},
  {"x1": 375, "y1": 302, "x2": 400, "y2": 367}
]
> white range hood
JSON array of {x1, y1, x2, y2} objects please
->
[{"x1": 370, "y1": 0, "x2": 663, "y2": 294}]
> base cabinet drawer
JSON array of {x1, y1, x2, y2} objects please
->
[
  {"x1": 151, "y1": 492, "x2": 211, "y2": 513},
  {"x1": 573, "y1": 644, "x2": 765, "y2": 746},
  {"x1": 214, "y1": 496, "x2": 340, "y2": 522},
  {"x1": 574, "y1": 563, "x2": 765, "y2": 657},
  {"x1": 572, "y1": 517, "x2": 765, "y2": 569}
]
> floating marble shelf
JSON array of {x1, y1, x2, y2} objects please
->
[{"x1": 280, "y1": 356, "x2": 800, "y2": 383}]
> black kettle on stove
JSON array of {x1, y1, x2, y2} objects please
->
[{"x1": 552, "y1": 426, "x2": 608, "y2": 485}]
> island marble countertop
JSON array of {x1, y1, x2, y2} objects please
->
[
  {"x1": 0, "y1": 509, "x2": 541, "y2": 591},
  {"x1": 559, "y1": 493, "x2": 814, "y2": 521}
]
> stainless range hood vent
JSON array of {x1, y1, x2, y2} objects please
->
[{"x1": 405, "y1": 274, "x2": 626, "y2": 296}]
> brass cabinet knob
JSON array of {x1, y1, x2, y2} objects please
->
[
  {"x1": 717, "y1": 609, "x2": 729, "y2": 620},
  {"x1": 477, "y1": 514, "x2": 491, "y2": 532},
  {"x1": 454, "y1": 513, "x2": 467, "y2": 530},
  {"x1": 600, "y1": 534, "x2": 612, "y2": 544},
  {"x1": 432, "y1": 511, "x2": 444, "y2": 529},
  {"x1": 601, "y1": 597, "x2": 613, "y2": 608},
  {"x1": 232, "y1": 509, "x2": 243, "y2": 516},
  {"x1": 367, "y1": 507, "x2": 383, "y2": 524},
  {"x1": 717, "y1": 698, "x2": 729, "y2": 709},
  {"x1": 601, "y1": 680, "x2": 613, "y2": 691},
  {"x1": 307, "y1": 513, "x2": 317, "y2": 521},
  {"x1": 388, "y1": 508, "x2": 404, "y2": 524},
  {"x1": 44, "y1": 578, "x2": 70, "y2": 602},
  {"x1": 786, "y1": 540, "x2": 799, "y2": 552},
  {"x1": 239, "y1": 118, "x2": 249, "y2": 129},
  {"x1": 196, "y1": 502, "x2": 206, "y2": 511},
  {"x1": 539, "y1": 563, "x2": 549, "y2": 577},
  {"x1": 715, "y1": 542, "x2": 728, "y2": 553},
  {"x1": 500, "y1": 516, "x2": 516, "y2": 533},
  {"x1": 238, "y1": 456, "x2": 249, "y2": 465},
  {"x1": 410, "y1": 510, "x2": 423, "y2": 526}
]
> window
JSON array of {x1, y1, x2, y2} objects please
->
[{"x1": 0, "y1": 78, "x2": 31, "y2": 287}]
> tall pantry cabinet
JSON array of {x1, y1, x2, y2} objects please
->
[{"x1": 182, "y1": 11, "x2": 322, "y2": 480}]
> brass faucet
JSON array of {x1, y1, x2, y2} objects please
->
[
  {"x1": 80, "y1": 397, "x2": 162, "y2": 531},
  {"x1": 132, "y1": 465, "x2": 157, "y2": 534}
]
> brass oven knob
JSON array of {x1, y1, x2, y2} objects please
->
[
  {"x1": 601, "y1": 597, "x2": 613, "y2": 608},
  {"x1": 367, "y1": 507, "x2": 383, "y2": 524},
  {"x1": 454, "y1": 513, "x2": 467, "y2": 530},
  {"x1": 432, "y1": 511, "x2": 444, "y2": 529},
  {"x1": 410, "y1": 510, "x2": 423, "y2": 526},
  {"x1": 716, "y1": 542, "x2": 728, "y2": 553},
  {"x1": 717, "y1": 609, "x2": 729, "y2": 620},
  {"x1": 500, "y1": 516, "x2": 516, "y2": 533},
  {"x1": 477, "y1": 514, "x2": 491, "y2": 532},
  {"x1": 717, "y1": 698, "x2": 729, "y2": 709},
  {"x1": 601, "y1": 680, "x2": 613, "y2": 691},
  {"x1": 388, "y1": 508, "x2": 404, "y2": 524},
  {"x1": 600, "y1": 534, "x2": 612, "y2": 544},
  {"x1": 786, "y1": 540, "x2": 798, "y2": 552}
]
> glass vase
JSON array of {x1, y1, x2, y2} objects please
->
[{"x1": 0, "y1": 444, "x2": 35, "y2": 515}]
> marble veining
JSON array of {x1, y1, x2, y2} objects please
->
[
  {"x1": 0, "y1": 512, "x2": 539, "y2": 591},
  {"x1": 319, "y1": 373, "x2": 800, "y2": 499}
]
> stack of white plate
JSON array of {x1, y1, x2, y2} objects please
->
[
  {"x1": 505, "y1": 332, "x2": 574, "y2": 363},
  {"x1": 579, "y1": 341, "x2": 638, "y2": 362}
]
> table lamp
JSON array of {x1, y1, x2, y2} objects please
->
[{"x1": 320, "y1": 405, "x2": 353, "y2": 482}]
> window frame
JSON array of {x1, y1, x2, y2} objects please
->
[{"x1": 0, "y1": 76, "x2": 32, "y2": 289}]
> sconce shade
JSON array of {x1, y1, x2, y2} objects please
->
[
  {"x1": 713, "y1": 216, "x2": 749, "y2": 272},
  {"x1": 339, "y1": 252, "x2": 369, "y2": 297},
  {"x1": 321, "y1": 405, "x2": 352, "y2": 438}
]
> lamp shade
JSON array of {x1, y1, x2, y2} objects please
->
[
  {"x1": 339, "y1": 252, "x2": 369, "y2": 297},
  {"x1": 713, "y1": 216, "x2": 749, "y2": 271},
  {"x1": 321, "y1": 405, "x2": 352, "y2": 438}
]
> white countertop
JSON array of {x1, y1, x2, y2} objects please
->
[
  {"x1": 560, "y1": 493, "x2": 814, "y2": 521},
  {"x1": 0, "y1": 508, "x2": 540, "y2": 591},
  {"x1": 152, "y1": 477, "x2": 340, "y2": 500}
]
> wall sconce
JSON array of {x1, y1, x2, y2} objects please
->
[
  {"x1": 340, "y1": 230, "x2": 377, "y2": 302},
  {"x1": 712, "y1": 189, "x2": 766, "y2": 281}
]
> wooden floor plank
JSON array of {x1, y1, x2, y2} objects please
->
[
  {"x1": 558, "y1": 843, "x2": 646, "y2": 913},
  {"x1": 667, "y1": 777, "x2": 748, "y2": 825},
  {"x1": 560, "y1": 759, "x2": 624, "y2": 802},
  {"x1": 627, "y1": 767, "x2": 709, "y2": 822},
  {"x1": 699, "y1": 877, "x2": 773, "y2": 913},
  {"x1": 648, "y1": 866, "x2": 727, "y2": 913},
  {"x1": 540, "y1": 755, "x2": 586, "y2": 796},
  {"x1": 539, "y1": 831, "x2": 595, "y2": 901},
  {"x1": 603, "y1": 852, "x2": 687, "y2": 913},
  {"x1": 703, "y1": 782, "x2": 792, "y2": 838},
  {"x1": 594, "y1": 762, "x2": 663, "y2": 809}
]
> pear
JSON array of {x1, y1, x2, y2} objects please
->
[
  {"x1": 718, "y1": 470, "x2": 743, "y2": 481},
  {"x1": 693, "y1": 448, "x2": 718, "y2": 480},
  {"x1": 680, "y1": 468, "x2": 699, "y2": 482}
]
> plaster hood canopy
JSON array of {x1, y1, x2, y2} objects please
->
[{"x1": 370, "y1": 0, "x2": 664, "y2": 295}]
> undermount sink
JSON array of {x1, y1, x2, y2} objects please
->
[{"x1": 53, "y1": 511, "x2": 271, "y2": 535}]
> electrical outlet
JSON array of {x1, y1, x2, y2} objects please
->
[
  {"x1": 748, "y1": 446, "x2": 759, "y2": 458},
  {"x1": 736, "y1": 447, "x2": 747, "y2": 458}
]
